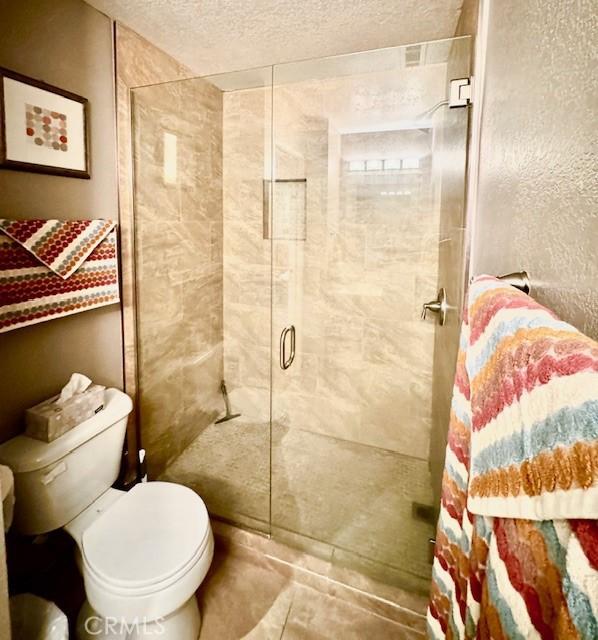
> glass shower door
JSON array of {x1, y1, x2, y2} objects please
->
[{"x1": 270, "y1": 38, "x2": 471, "y2": 592}]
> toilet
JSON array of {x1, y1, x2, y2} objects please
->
[{"x1": 0, "y1": 388, "x2": 213, "y2": 640}]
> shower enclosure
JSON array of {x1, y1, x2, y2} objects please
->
[{"x1": 130, "y1": 36, "x2": 471, "y2": 594}]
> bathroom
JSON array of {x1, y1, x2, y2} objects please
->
[{"x1": 0, "y1": 0, "x2": 596, "y2": 638}]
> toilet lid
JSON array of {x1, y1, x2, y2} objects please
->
[{"x1": 82, "y1": 482, "x2": 209, "y2": 589}]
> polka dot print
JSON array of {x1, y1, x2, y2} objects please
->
[
  {"x1": 0, "y1": 228, "x2": 119, "y2": 333},
  {"x1": 24, "y1": 103, "x2": 68, "y2": 152}
]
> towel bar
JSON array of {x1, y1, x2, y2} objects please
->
[{"x1": 497, "y1": 271, "x2": 530, "y2": 295}]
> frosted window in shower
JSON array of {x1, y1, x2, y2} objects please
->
[
  {"x1": 384, "y1": 158, "x2": 402, "y2": 170},
  {"x1": 402, "y1": 157, "x2": 420, "y2": 169},
  {"x1": 365, "y1": 159, "x2": 384, "y2": 171}
]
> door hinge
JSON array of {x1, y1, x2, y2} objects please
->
[{"x1": 449, "y1": 77, "x2": 473, "y2": 108}]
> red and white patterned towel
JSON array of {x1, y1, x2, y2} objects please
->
[
  {"x1": 0, "y1": 219, "x2": 115, "y2": 279},
  {"x1": 0, "y1": 219, "x2": 119, "y2": 333}
]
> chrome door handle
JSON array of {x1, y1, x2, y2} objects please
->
[
  {"x1": 280, "y1": 327, "x2": 289, "y2": 370},
  {"x1": 280, "y1": 325, "x2": 296, "y2": 370},
  {"x1": 288, "y1": 325, "x2": 295, "y2": 368},
  {"x1": 421, "y1": 288, "x2": 447, "y2": 325}
]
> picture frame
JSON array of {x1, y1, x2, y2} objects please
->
[{"x1": 0, "y1": 66, "x2": 89, "y2": 179}]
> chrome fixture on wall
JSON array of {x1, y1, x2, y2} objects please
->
[
  {"x1": 422, "y1": 272, "x2": 530, "y2": 327},
  {"x1": 497, "y1": 271, "x2": 531, "y2": 295},
  {"x1": 421, "y1": 287, "x2": 447, "y2": 325},
  {"x1": 415, "y1": 77, "x2": 473, "y2": 122}
]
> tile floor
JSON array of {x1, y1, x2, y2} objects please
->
[
  {"x1": 6, "y1": 517, "x2": 429, "y2": 639},
  {"x1": 162, "y1": 419, "x2": 436, "y2": 592},
  {"x1": 197, "y1": 523, "x2": 428, "y2": 639}
]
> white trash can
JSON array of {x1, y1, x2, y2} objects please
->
[{"x1": 10, "y1": 593, "x2": 68, "y2": 639}]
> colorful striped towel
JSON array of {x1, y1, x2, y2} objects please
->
[
  {"x1": 466, "y1": 276, "x2": 598, "y2": 519},
  {"x1": 427, "y1": 276, "x2": 598, "y2": 639}
]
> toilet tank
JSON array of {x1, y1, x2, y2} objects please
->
[{"x1": 0, "y1": 388, "x2": 133, "y2": 535}]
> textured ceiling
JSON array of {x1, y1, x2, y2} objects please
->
[{"x1": 86, "y1": 0, "x2": 464, "y2": 75}]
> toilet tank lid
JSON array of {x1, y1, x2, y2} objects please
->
[{"x1": 0, "y1": 388, "x2": 133, "y2": 473}]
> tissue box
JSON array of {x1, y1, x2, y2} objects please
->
[{"x1": 25, "y1": 385, "x2": 106, "y2": 442}]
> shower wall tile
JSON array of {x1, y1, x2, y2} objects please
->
[
  {"x1": 132, "y1": 76, "x2": 223, "y2": 478},
  {"x1": 223, "y1": 72, "x2": 444, "y2": 463},
  {"x1": 223, "y1": 86, "x2": 272, "y2": 418},
  {"x1": 115, "y1": 24, "x2": 198, "y2": 477},
  {"x1": 262, "y1": 81, "x2": 441, "y2": 461}
]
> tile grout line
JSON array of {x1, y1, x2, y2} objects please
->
[
  {"x1": 275, "y1": 578, "x2": 427, "y2": 638},
  {"x1": 278, "y1": 587, "x2": 297, "y2": 640},
  {"x1": 262, "y1": 551, "x2": 428, "y2": 622}
]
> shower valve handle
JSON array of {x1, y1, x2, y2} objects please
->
[{"x1": 421, "y1": 288, "x2": 447, "y2": 325}]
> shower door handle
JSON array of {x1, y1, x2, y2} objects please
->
[{"x1": 280, "y1": 325, "x2": 296, "y2": 370}]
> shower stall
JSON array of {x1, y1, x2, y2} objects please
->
[{"x1": 130, "y1": 36, "x2": 471, "y2": 594}]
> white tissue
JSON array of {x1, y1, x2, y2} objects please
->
[{"x1": 57, "y1": 373, "x2": 92, "y2": 405}]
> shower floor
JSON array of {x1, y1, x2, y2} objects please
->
[{"x1": 161, "y1": 419, "x2": 435, "y2": 594}]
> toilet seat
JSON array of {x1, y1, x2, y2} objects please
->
[
  {"x1": 82, "y1": 519, "x2": 211, "y2": 596},
  {"x1": 82, "y1": 481, "x2": 209, "y2": 590},
  {"x1": 77, "y1": 481, "x2": 214, "y2": 622}
]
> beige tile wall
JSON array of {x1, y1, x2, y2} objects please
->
[
  {"x1": 221, "y1": 62, "x2": 451, "y2": 460},
  {"x1": 117, "y1": 25, "x2": 226, "y2": 479},
  {"x1": 222, "y1": 87, "x2": 272, "y2": 423},
  {"x1": 131, "y1": 78, "x2": 224, "y2": 478},
  {"x1": 115, "y1": 24, "x2": 196, "y2": 478},
  {"x1": 268, "y1": 70, "x2": 445, "y2": 460}
]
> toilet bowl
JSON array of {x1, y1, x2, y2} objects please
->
[
  {"x1": 0, "y1": 389, "x2": 213, "y2": 640},
  {"x1": 66, "y1": 482, "x2": 214, "y2": 638}
]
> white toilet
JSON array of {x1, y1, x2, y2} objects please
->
[{"x1": 0, "y1": 388, "x2": 213, "y2": 640}]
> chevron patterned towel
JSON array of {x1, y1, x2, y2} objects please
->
[
  {"x1": 0, "y1": 218, "x2": 115, "y2": 279},
  {"x1": 0, "y1": 219, "x2": 119, "y2": 332},
  {"x1": 427, "y1": 276, "x2": 598, "y2": 639}
]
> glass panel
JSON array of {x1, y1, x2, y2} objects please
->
[
  {"x1": 270, "y1": 37, "x2": 471, "y2": 593},
  {"x1": 430, "y1": 36, "x2": 472, "y2": 509},
  {"x1": 130, "y1": 37, "x2": 471, "y2": 595},
  {"x1": 131, "y1": 67, "x2": 273, "y2": 533}
]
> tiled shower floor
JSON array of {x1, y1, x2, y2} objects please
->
[{"x1": 162, "y1": 420, "x2": 436, "y2": 593}]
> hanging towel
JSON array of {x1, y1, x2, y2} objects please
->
[
  {"x1": 0, "y1": 219, "x2": 119, "y2": 333},
  {"x1": 466, "y1": 276, "x2": 598, "y2": 519},
  {"x1": 427, "y1": 276, "x2": 598, "y2": 640}
]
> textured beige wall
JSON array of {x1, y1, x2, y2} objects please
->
[
  {"x1": 0, "y1": 0, "x2": 121, "y2": 632},
  {"x1": 472, "y1": 0, "x2": 598, "y2": 340},
  {"x1": 131, "y1": 78, "x2": 223, "y2": 479},
  {"x1": 0, "y1": 0, "x2": 122, "y2": 441}
]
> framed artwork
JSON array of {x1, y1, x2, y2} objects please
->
[{"x1": 0, "y1": 67, "x2": 89, "y2": 178}]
